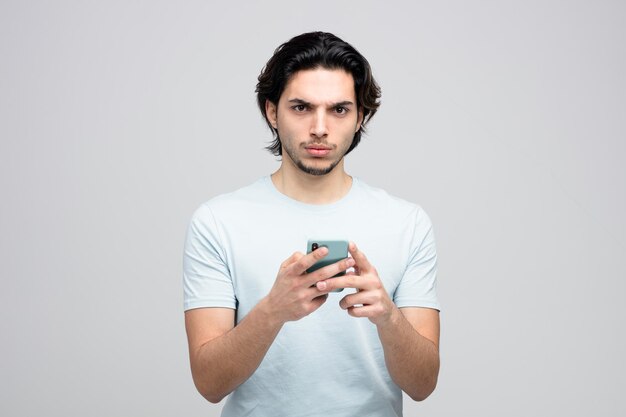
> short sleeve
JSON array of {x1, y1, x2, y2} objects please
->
[
  {"x1": 393, "y1": 208, "x2": 440, "y2": 311},
  {"x1": 182, "y1": 205, "x2": 237, "y2": 311}
]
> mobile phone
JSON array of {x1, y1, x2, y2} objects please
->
[{"x1": 306, "y1": 239, "x2": 349, "y2": 292}]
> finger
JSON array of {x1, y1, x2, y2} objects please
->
[
  {"x1": 316, "y1": 273, "x2": 363, "y2": 292},
  {"x1": 346, "y1": 304, "x2": 381, "y2": 318},
  {"x1": 339, "y1": 292, "x2": 377, "y2": 310},
  {"x1": 348, "y1": 242, "x2": 373, "y2": 273},
  {"x1": 280, "y1": 251, "x2": 304, "y2": 269},
  {"x1": 290, "y1": 246, "x2": 328, "y2": 275},
  {"x1": 306, "y1": 256, "x2": 355, "y2": 286},
  {"x1": 305, "y1": 282, "x2": 336, "y2": 298},
  {"x1": 308, "y1": 293, "x2": 329, "y2": 313}
]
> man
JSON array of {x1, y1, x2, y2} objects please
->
[{"x1": 183, "y1": 32, "x2": 440, "y2": 416}]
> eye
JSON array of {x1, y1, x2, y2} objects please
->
[
  {"x1": 335, "y1": 106, "x2": 348, "y2": 115},
  {"x1": 292, "y1": 104, "x2": 307, "y2": 112}
]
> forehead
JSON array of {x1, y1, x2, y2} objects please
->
[{"x1": 280, "y1": 68, "x2": 356, "y2": 104}]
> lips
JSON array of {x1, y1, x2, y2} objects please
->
[{"x1": 305, "y1": 145, "x2": 332, "y2": 157}]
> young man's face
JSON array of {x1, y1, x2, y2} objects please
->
[{"x1": 266, "y1": 68, "x2": 363, "y2": 176}]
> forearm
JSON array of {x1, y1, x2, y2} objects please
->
[
  {"x1": 191, "y1": 298, "x2": 283, "y2": 403},
  {"x1": 377, "y1": 307, "x2": 440, "y2": 401}
]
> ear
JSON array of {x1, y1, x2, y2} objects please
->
[
  {"x1": 356, "y1": 107, "x2": 365, "y2": 132},
  {"x1": 265, "y1": 100, "x2": 278, "y2": 129}
]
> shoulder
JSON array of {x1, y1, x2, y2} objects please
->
[
  {"x1": 355, "y1": 178, "x2": 431, "y2": 224},
  {"x1": 201, "y1": 177, "x2": 270, "y2": 210},
  {"x1": 190, "y1": 177, "x2": 270, "y2": 223}
]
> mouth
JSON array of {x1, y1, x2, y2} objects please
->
[{"x1": 305, "y1": 145, "x2": 332, "y2": 157}]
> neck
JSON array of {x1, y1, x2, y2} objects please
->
[{"x1": 271, "y1": 160, "x2": 352, "y2": 205}]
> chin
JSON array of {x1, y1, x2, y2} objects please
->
[{"x1": 297, "y1": 161, "x2": 340, "y2": 176}]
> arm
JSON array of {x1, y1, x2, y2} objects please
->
[
  {"x1": 185, "y1": 302, "x2": 282, "y2": 403},
  {"x1": 317, "y1": 242, "x2": 440, "y2": 401},
  {"x1": 185, "y1": 248, "x2": 355, "y2": 403},
  {"x1": 376, "y1": 307, "x2": 440, "y2": 401}
]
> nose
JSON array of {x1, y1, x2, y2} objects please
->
[{"x1": 310, "y1": 108, "x2": 328, "y2": 138}]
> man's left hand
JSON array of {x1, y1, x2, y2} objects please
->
[{"x1": 316, "y1": 242, "x2": 396, "y2": 326}]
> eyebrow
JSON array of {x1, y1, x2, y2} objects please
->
[{"x1": 287, "y1": 98, "x2": 355, "y2": 107}]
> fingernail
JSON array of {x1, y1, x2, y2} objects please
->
[{"x1": 318, "y1": 281, "x2": 327, "y2": 290}]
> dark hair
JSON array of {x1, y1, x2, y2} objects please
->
[{"x1": 256, "y1": 31, "x2": 381, "y2": 156}]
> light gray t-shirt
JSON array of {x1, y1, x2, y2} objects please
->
[{"x1": 183, "y1": 176, "x2": 439, "y2": 417}]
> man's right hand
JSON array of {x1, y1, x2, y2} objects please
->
[
  {"x1": 185, "y1": 247, "x2": 354, "y2": 403},
  {"x1": 262, "y1": 247, "x2": 356, "y2": 324}
]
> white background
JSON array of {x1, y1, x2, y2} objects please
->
[{"x1": 1, "y1": 1, "x2": 624, "y2": 415}]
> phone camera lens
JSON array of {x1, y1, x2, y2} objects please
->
[{"x1": 312, "y1": 243, "x2": 319, "y2": 251}]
